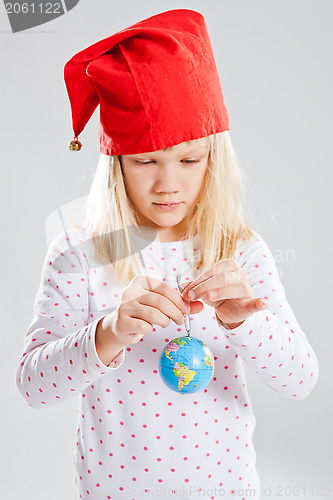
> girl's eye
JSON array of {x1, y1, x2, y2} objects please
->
[
  {"x1": 134, "y1": 159, "x2": 200, "y2": 165},
  {"x1": 135, "y1": 161, "x2": 153, "y2": 165}
]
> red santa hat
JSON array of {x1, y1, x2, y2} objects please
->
[{"x1": 64, "y1": 8, "x2": 229, "y2": 155}]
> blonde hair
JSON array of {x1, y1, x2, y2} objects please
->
[{"x1": 73, "y1": 131, "x2": 254, "y2": 286}]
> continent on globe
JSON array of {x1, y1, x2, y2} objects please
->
[
  {"x1": 173, "y1": 362, "x2": 196, "y2": 391},
  {"x1": 204, "y1": 348, "x2": 214, "y2": 368},
  {"x1": 165, "y1": 338, "x2": 188, "y2": 361}
]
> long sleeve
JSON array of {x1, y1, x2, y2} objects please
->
[
  {"x1": 217, "y1": 232, "x2": 319, "y2": 400},
  {"x1": 16, "y1": 230, "x2": 125, "y2": 409}
]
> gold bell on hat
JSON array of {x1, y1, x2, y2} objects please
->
[{"x1": 69, "y1": 136, "x2": 82, "y2": 151}]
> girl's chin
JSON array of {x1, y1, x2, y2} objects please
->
[
  {"x1": 137, "y1": 207, "x2": 188, "y2": 229},
  {"x1": 144, "y1": 217, "x2": 184, "y2": 230}
]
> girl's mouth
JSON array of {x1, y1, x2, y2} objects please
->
[{"x1": 153, "y1": 203, "x2": 181, "y2": 211}]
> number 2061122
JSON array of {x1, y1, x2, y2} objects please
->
[{"x1": 5, "y1": 3, "x2": 62, "y2": 14}]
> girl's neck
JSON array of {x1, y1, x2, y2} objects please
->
[
  {"x1": 156, "y1": 227, "x2": 187, "y2": 243},
  {"x1": 135, "y1": 223, "x2": 188, "y2": 243},
  {"x1": 135, "y1": 226, "x2": 190, "y2": 244}
]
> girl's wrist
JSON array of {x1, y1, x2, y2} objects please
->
[
  {"x1": 103, "y1": 312, "x2": 128, "y2": 346},
  {"x1": 95, "y1": 316, "x2": 128, "y2": 366}
]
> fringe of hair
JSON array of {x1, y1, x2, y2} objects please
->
[{"x1": 70, "y1": 131, "x2": 254, "y2": 286}]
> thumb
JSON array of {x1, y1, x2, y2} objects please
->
[
  {"x1": 255, "y1": 298, "x2": 267, "y2": 310},
  {"x1": 241, "y1": 297, "x2": 267, "y2": 311}
]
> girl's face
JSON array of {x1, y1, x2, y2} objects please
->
[{"x1": 120, "y1": 138, "x2": 209, "y2": 241}]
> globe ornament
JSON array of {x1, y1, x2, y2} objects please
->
[{"x1": 158, "y1": 336, "x2": 215, "y2": 394}]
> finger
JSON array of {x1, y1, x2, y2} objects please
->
[
  {"x1": 138, "y1": 288, "x2": 188, "y2": 325},
  {"x1": 184, "y1": 272, "x2": 248, "y2": 300},
  {"x1": 236, "y1": 297, "x2": 268, "y2": 313},
  {"x1": 256, "y1": 298, "x2": 268, "y2": 310},
  {"x1": 182, "y1": 260, "x2": 239, "y2": 298},
  {"x1": 132, "y1": 303, "x2": 184, "y2": 328},
  {"x1": 235, "y1": 298, "x2": 267, "y2": 313},
  {"x1": 177, "y1": 282, "x2": 204, "y2": 313},
  {"x1": 203, "y1": 283, "x2": 253, "y2": 304},
  {"x1": 180, "y1": 281, "x2": 193, "y2": 293},
  {"x1": 216, "y1": 297, "x2": 268, "y2": 325},
  {"x1": 185, "y1": 300, "x2": 205, "y2": 315},
  {"x1": 135, "y1": 276, "x2": 190, "y2": 313}
]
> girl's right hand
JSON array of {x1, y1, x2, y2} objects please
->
[{"x1": 103, "y1": 275, "x2": 202, "y2": 346}]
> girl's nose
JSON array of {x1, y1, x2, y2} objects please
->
[{"x1": 154, "y1": 164, "x2": 181, "y2": 192}]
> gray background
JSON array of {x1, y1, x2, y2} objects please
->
[{"x1": 1, "y1": 0, "x2": 332, "y2": 498}]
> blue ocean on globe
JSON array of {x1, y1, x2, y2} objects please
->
[{"x1": 158, "y1": 336, "x2": 215, "y2": 394}]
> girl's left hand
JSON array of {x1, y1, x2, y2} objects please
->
[{"x1": 180, "y1": 259, "x2": 267, "y2": 329}]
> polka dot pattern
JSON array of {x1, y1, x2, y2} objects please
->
[{"x1": 16, "y1": 228, "x2": 318, "y2": 499}]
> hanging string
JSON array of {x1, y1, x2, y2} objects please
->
[{"x1": 176, "y1": 273, "x2": 191, "y2": 337}]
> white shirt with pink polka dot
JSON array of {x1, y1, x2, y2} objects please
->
[{"x1": 16, "y1": 227, "x2": 318, "y2": 500}]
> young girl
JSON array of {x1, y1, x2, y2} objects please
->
[{"x1": 16, "y1": 9, "x2": 318, "y2": 500}]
